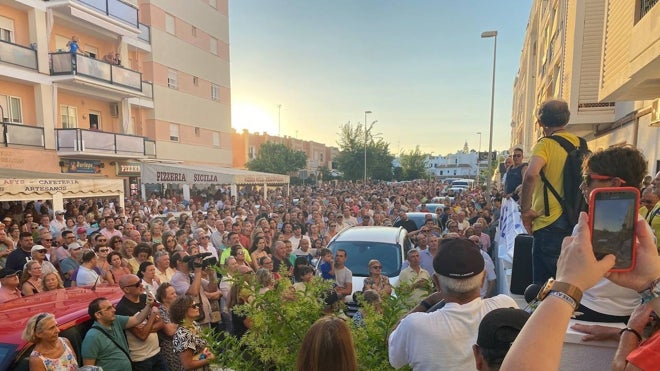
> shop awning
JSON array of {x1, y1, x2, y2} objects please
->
[
  {"x1": 140, "y1": 163, "x2": 290, "y2": 186},
  {"x1": 0, "y1": 168, "x2": 124, "y2": 199}
]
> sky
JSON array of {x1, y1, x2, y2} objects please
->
[{"x1": 228, "y1": 1, "x2": 532, "y2": 156}]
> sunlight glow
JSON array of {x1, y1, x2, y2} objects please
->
[{"x1": 231, "y1": 102, "x2": 278, "y2": 135}]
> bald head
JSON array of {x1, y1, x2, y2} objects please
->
[{"x1": 118, "y1": 274, "x2": 140, "y2": 288}]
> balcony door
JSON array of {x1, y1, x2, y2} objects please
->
[
  {"x1": 0, "y1": 16, "x2": 14, "y2": 42},
  {"x1": 0, "y1": 95, "x2": 22, "y2": 123},
  {"x1": 61, "y1": 105, "x2": 78, "y2": 128}
]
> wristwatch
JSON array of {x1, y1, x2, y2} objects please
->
[
  {"x1": 639, "y1": 278, "x2": 660, "y2": 304},
  {"x1": 536, "y1": 278, "x2": 583, "y2": 310}
]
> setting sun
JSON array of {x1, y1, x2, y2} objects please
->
[{"x1": 231, "y1": 102, "x2": 278, "y2": 135}]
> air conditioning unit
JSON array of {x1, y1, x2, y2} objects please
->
[
  {"x1": 110, "y1": 103, "x2": 119, "y2": 118},
  {"x1": 651, "y1": 99, "x2": 660, "y2": 127}
]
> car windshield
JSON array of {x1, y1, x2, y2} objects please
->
[{"x1": 329, "y1": 241, "x2": 402, "y2": 278}]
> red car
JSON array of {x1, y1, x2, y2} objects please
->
[{"x1": 0, "y1": 286, "x2": 123, "y2": 371}]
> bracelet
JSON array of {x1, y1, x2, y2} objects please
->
[
  {"x1": 420, "y1": 300, "x2": 431, "y2": 310},
  {"x1": 619, "y1": 327, "x2": 642, "y2": 343},
  {"x1": 548, "y1": 291, "x2": 577, "y2": 310}
]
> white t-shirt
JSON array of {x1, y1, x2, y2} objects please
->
[
  {"x1": 388, "y1": 295, "x2": 518, "y2": 371},
  {"x1": 480, "y1": 251, "x2": 496, "y2": 298},
  {"x1": 334, "y1": 266, "x2": 353, "y2": 298},
  {"x1": 76, "y1": 265, "x2": 99, "y2": 287}
]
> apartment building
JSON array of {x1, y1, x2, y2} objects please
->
[
  {"x1": 0, "y1": 0, "x2": 231, "y2": 195},
  {"x1": 232, "y1": 129, "x2": 339, "y2": 176},
  {"x1": 511, "y1": 0, "x2": 659, "y2": 174}
]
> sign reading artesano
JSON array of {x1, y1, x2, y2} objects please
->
[{"x1": 0, "y1": 178, "x2": 123, "y2": 195}]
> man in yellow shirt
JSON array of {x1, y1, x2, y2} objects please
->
[{"x1": 520, "y1": 99, "x2": 580, "y2": 284}]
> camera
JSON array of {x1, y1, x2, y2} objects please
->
[{"x1": 182, "y1": 252, "x2": 217, "y2": 269}]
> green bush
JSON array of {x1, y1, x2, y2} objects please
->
[{"x1": 206, "y1": 275, "x2": 424, "y2": 370}]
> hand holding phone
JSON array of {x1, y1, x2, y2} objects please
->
[{"x1": 588, "y1": 187, "x2": 639, "y2": 272}]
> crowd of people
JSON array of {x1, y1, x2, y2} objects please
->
[{"x1": 1, "y1": 99, "x2": 659, "y2": 370}]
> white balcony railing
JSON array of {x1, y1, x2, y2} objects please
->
[
  {"x1": 49, "y1": 52, "x2": 142, "y2": 91},
  {"x1": 0, "y1": 40, "x2": 38, "y2": 70}
]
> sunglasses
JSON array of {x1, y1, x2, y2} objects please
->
[
  {"x1": 99, "y1": 248, "x2": 109, "y2": 253},
  {"x1": 122, "y1": 281, "x2": 142, "y2": 289},
  {"x1": 37, "y1": 249, "x2": 48, "y2": 254},
  {"x1": 582, "y1": 173, "x2": 625, "y2": 186},
  {"x1": 371, "y1": 265, "x2": 382, "y2": 269},
  {"x1": 43, "y1": 239, "x2": 53, "y2": 242},
  {"x1": 190, "y1": 303, "x2": 200, "y2": 309}
]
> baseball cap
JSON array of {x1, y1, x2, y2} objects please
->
[
  {"x1": 31, "y1": 245, "x2": 48, "y2": 253},
  {"x1": 0, "y1": 268, "x2": 21, "y2": 279},
  {"x1": 477, "y1": 308, "x2": 530, "y2": 350},
  {"x1": 68, "y1": 242, "x2": 82, "y2": 251},
  {"x1": 55, "y1": 210, "x2": 66, "y2": 215},
  {"x1": 433, "y1": 238, "x2": 484, "y2": 278},
  {"x1": 77, "y1": 227, "x2": 87, "y2": 234}
]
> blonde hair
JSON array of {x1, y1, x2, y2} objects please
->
[{"x1": 21, "y1": 312, "x2": 55, "y2": 343}]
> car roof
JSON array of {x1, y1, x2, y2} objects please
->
[
  {"x1": 0, "y1": 286, "x2": 124, "y2": 347},
  {"x1": 332, "y1": 226, "x2": 406, "y2": 244}
]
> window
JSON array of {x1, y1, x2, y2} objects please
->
[
  {"x1": 85, "y1": 45, "x2": 98, "y2": 59},
  {"x1": 167, "y1": 69, "x2": 178, "y2": 89},
  {"x1": 249, "y1": 146, "x2": 256, "y2": 159},
  {"x1": 89, "y1": 111, "x2": 101, "y2": 130},
  {"x1": 0, "y1": 16, "x2": 14, "y2": 42},
  {"x1": 0, "y1": 95, "x2": 22, "y2": 123},
  {"x1": 210, "y1": 37, "x2": 218, "y2": 55},
  {"x1": 211, "y1": 85, "x2": 219, "y2": 101},
  {"x1": 61, "y1": 105, "x2": 78, "y2": 128},
  {"x1": 194, "y1": 127, "x2": 200, "y2": 136},
  {"x1": 169, "y1": 124, "x2": 179, "y2": 142},
  {"x1": 192, "y1": 26, "x2": 197, "y2": 37},
  {"x1": 193, "y1": 76, "x2": 199, "y2": 86},
  {"x1": 165, "y1": 14, "x2": 175, "y2": 35},
  {"x1": 212, "y1": 132, "x2": 220, "y2": 147}
]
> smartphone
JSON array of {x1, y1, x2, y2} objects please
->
[{"x1": 588, "y1": 187, "x2": 639, "y2": 272}]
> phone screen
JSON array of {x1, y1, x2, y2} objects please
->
[{"x1": 590, "y1": 188, "x2": 638, "y2": 271}]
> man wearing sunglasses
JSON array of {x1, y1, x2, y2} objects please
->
[
  {"x1": 114, "y1": 274, "x2": 167, "y2": 370},
  {"x1": 504, "y1": 147, "x2": 527, "y2": 200},
  {"x1": 30, "y1": 244, "x2": 57, "y2": 275}
]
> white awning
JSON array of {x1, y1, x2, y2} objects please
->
[{"x1": 140, "y1": 163, "x2": 290, "y2": 186}]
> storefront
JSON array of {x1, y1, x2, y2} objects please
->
[
  {"x1": 115, "y1": 161, "x2": 142, "y2": 197},
  {"x1": 140, "y1": 163, "x2": 290, "y2": 200},
  {"x1": 0, "y1": 168, "x2": 124, "y2": 211}
]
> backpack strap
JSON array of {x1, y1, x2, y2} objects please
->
[
  {"x1": 539, "y1": 135, "x2": 582, "y2": 216},
  {"x1": 90, "y1": 325, "x2": 132, "y2": 362}
]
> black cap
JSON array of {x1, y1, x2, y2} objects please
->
[
  {"x1": 433, "y1": 238, "x2": 484, "y2": 278},
  {"x1": 0, "y1": 268, "x2": 21, "y2": 279},
  {"x1": 477, "y1": 308, "x2": 530, "y2": 350}
]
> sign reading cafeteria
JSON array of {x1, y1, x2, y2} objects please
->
[{"x1": 0, "y1": 178, "x2": 123, "y2": 195}]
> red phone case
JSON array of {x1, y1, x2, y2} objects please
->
[{"x1": 587, "y1": 187, "x2": 640, "y2": 272}]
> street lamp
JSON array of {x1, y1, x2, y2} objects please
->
[
  {"x1": 481, "y1": 30, "x2": 497, "y2": 189},
  {"x1": 476, "y1": 132, "x2": 482, "y2": 185},
  {"x1": 364, "y1": 110, "x2": 372, "y2": 183},
  {"x1": 277, "y1": 104, "x2": 282, "y2": 136}
]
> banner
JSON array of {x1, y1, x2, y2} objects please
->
[
  {"x1": 498, "y1": 198, "x2": 528, "y2": 264},
  {"x1": 0, "y1": 178, "x2": 123, "y2": 196},
  {"x1": 60, "y1": 159, "x2": 103, "y2": 174}
]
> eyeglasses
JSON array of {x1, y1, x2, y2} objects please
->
[
  {"x1": 189, "y1": 303, "x2": 200, "y2": 309},
  {"x1": 371, "y1": 265, "x2": 382, "y2": 269},
  {"x1": 582, "y1": 173, "x2": 625, "y2": 186},
  {"x1": 121, "y1": 281, "x2": 142, "y2": 289},
  {"x1": 99, "y1": 248, "x2": 109, "y2": 253},
  {"x1": 96, "y1": 304, "x2": 116, "y2": 314}
]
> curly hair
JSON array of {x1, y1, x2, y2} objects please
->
[
  {"x1": 582, "y1": 146, "x2": 647, "y2": 187},
  {"x1": 169, "y1": 295, "x2": 195, "y2": 324},
  {"x1": 536, "y1": 99, "x2": 570, "y2": 127}
]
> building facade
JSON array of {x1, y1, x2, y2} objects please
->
[
  {"x1": 0, "y1": 0, "x2": 231, "y2": 195},
  {"x1": 511, "y1": 0, "x2": 659, "y2": 174},
  {"x1": 232, "y1": 129, "x2": 339, "y2": 178}
]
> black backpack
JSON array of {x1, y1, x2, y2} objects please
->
[{"x1": 539, "y1": 135, "x2": 590, "y2": 226}]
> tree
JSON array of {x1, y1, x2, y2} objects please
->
[
  {"x1": 246, "y1": 142, "x2": 307, "y2": 175},
  {"x1": 334, "y1": 121, "x2": 394, "y2": 181},
  {"x1": 399, "y1": 146, "x2": 430, "y2": 180}
]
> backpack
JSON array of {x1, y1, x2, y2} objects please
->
[{"x1": 539, "y1": 135, "x2": 590, "y2": 226}]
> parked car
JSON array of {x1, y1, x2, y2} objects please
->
[
  {"x1": 319, "y1": 226, "x2": 412, "y2": 299},
  {"x1": 0, "y1": 286, "x2": 124, "y2": 371},
  {"x1": 393, "y1": 212, "x2": 439, "y2": 230},
  {"x1": 416, "y1": 203, "x2": 445, "y2": 213}
]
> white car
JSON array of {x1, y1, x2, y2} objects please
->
[{"x1": 320, "y1": 226, "x2": 412, "y2": 299}]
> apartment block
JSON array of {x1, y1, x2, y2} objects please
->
[
  {"x1": 511, "y1": 0, "x2": 659, "y2": 174},
  {"x1": 0, "y1": 0, "x2": 231, "y2": 195}
]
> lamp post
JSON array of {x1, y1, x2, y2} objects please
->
[
  {"x1": 364, "y1": 110, "x2": 372, "y2": 183},
  {"x1": 476, "y1": 132, "x2": 482, "y2": 185},
  {"x1": 277, "y1": 104, "x2": 282, "y2": 136},
  {"x1": 481, "y1": 30, "x2": 497, "y2": 189}
]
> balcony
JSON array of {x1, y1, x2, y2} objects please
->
[
  {"x1": 138, "y1": 23, "x2": 151, "y2": 43},
  {"x1": 56, "y1": 128, "x2": 156, "y2": 158},
  {"x1": 0, "y1": 40, "x2": 38, "y2": 70},
  {"x1": 77, "y1": 0, "x2": 139, "y2": 28},
  {"x1": 1, "y1": 123, "x2": 45, "y2": 148},
  {"x1": 50, "y1": 52, "x2": 142, "y2": 92},
  {"x1": 142, "y1": 81, "x2": 153, "y2": 98}
]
